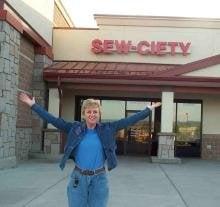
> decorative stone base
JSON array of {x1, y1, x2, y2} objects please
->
[
  {"x1": 151, "y1": 156, "x2": 181, "y2": 164},
  {"x1": 202, "y1": 134, "x2": 220, "y2": 160},
  {"x1": 29, "y1": 152, "x2": 63, "y2": 162},
  {"x1": 0, "y1": 156, "x2": 17, "y2": 169},
  {"x1": 44, "y1": 129, "x2": 61, "y2": 155},
  {"x1": 157, "y1": 132, "x2": 175, "y2": 158},
  {"x1": 151, "y1": 132, "x2": 181, "y2": 164}
]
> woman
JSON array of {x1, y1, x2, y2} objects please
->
[{"x1": 19, "y1": 93, "x2": 161, "y2": 207}]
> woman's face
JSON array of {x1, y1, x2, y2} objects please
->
[{"x1": 84, "y1": 106, "x2": 100, "y2": 128}]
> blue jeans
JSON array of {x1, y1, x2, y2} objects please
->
[{"x1": 67, "y1": 169, "x2": 109, "y2": 207}]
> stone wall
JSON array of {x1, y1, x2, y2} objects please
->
[
  {"x1": 202, "y1": 134, "x2": 220, "y2": 160},
  {"x1": 44, "y1": 129, "x2": 61, "y2": 155},
  {"x1": 15, "y1": 128, "x2": 32, "y2": 160},
  {"x1": 0, "y1": 21, "x2": 20, "y2": 169},
  {"x1": 0, "y1": 20, "x2": 53, "y2": 166},
  {"x1": 16, "y1": 36, "x2": 34, "y2": 160}
]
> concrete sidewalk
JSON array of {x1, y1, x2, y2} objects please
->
[{"x1": 0, "y1": 156, "x2": 220, "y2": 207}]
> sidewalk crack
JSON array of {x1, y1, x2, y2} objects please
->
[
  {"x1": 159, "y1": 164, "x2": 189, "y2": 207},
  {"x1": 22, "y1": 175, "x2": 68, "y2": 207}
]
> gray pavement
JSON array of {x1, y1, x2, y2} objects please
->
[{"x1": 0, "y1": 156, "x2": 220, "y2": 207}]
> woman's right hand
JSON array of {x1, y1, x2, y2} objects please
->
[{"x1": 19, "y1": 92, "x2": 35, "y2": 107}]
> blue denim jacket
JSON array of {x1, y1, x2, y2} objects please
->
[{"x1": 31, "y1": 104, "x2": 151, "y2": 171}]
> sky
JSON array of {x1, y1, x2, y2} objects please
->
[{"x1": 61, "y1": 0, "x2": 220, "y2": 27}]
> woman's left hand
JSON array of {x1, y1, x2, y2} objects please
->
[{"x1": 147, "y1": 102, "x2": 161, "y2": 110}]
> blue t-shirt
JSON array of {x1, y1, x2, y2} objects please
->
[{"x1": 75, "y1": 128, "x2": 105, "y2": 170}]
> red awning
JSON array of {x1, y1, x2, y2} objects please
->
[
  {"x1": 43, "y1": 61, "x2": 176, "y2": 81},
  {"x1": 43, "y1": 57, "x2": 220, "y2": 94}
]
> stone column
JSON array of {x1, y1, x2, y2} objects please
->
[
  {"x1": 151, "y1": 91, "x2": 181, "y2": 164},
  {"x1": 0, "y1": 21, "x2": 20, "y2": 169},
  {"x1": 44, "y1": 88, "x2": 61, "y2": 156},
  {"x1": 30, "y1": 54, "x2": 52, "y2": 153},
  {"x1": 16, "y1": 37, "x2": 35, "y2": 161}
]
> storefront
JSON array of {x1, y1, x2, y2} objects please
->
[
  {"x1": 43, "y1": 15, "x2": 220, "y2": 161},
  {"x1": 1, "y1": 1, "x2": 220, "y2": 170}
]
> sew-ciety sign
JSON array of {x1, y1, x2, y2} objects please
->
[{"x1": 91, "y1": 39, "x2": 191, "y2": 56}]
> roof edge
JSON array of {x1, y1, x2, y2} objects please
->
[
  {"x1": 94, "y1": 14, "x2": 220, "y2": 29},
  {"x1": 159, "y1": 54, "x2": 220, "y2": 76}
]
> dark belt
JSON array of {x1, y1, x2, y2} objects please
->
[{"x1": 75, "y1": 166, "x2": 105, "y2": 176}]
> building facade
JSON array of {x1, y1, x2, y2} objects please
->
[
  {"x1": 0, "y1": 0, "x2": 73, "y2": 169},
  {"x1": 46, "y1": 15, "x2": 220, "y2": 163},
  {"x1": 1, "y1": 0, "x2": 220, "y2": 169}
]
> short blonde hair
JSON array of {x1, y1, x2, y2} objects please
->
[{"x1": 81, "y1": 99, "x2": 101, "y2": 117}]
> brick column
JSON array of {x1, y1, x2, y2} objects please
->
[{"x1": 0, "y1": 21, "x2": 20, "y2": 169}]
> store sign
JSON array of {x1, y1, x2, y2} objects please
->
[{"x1": 91, "y1": 39, "x2": 191, "y2": 56}]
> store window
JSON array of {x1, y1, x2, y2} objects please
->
[
  {"x1": 174, "y1": 102, "x2": 202, "y2": 157},
  {"x1": 126, "y1": 101, "x2": 151, "y2": 144},
  {"x1": 101, "y1": 100, "x2": 126, "y2": 142},
  {"x1": 101, "y1": 100, "x2": 125, "y2": 122},
  {"x1": 100, "y1": 100, "x2": 152, "y2": 155}
]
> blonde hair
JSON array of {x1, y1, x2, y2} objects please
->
[{"x1": 81, "y1": 99, "x2": 101, "y2": 117}]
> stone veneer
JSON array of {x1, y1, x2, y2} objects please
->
[
  {"x1": 15, "y1": 128, "x2": 32, "y2": 160},
  {"x1": 0, "y1": 21, "x2": 20, "y2": 169},
  {"x1": 151, "y1": 132, "x2": 181, "y2": 164},
  {"x1": 0, "y1": 20, "x2": 52, "y2": 167},
  {"x1": 31, "y1": 55, "x2": 52, "y2": 153},
  {"x1": 158, "y1": 133, "x2": 175, "y2": 158},
  {"x1": 202, "y1": 134, "x2": 220, "y2": 160},
  {"x1": 16, "y1": 36, "x2": 34, "y2": 160},
  {"x1": 44, "y1": 129, "x2": 61, "y2": 155}
]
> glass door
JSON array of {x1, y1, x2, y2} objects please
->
[
  {"x1": 75, "y1": 97, "x2": 153, "y2": 155},
  {"x1": 125, "y1": 110, "x2": 151, "y2": 155},
  {"x1": 125, "y1": 101, "x2": 152, "y2": 155}
]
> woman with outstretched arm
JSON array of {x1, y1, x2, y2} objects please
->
[{"x1": 19, "y1": 92, "x2": 161, "y2": 207}]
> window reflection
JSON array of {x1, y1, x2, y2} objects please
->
[
  {"x1": 101, "y1": 100, "x2": 151, "y2": 154},
  {"x1": 78, "y1": 97, "x2": 202, "y2": 157},
  {"x1": 126, "y1": 101, "x2": 151, "y2": 144},
  {"x1": 127, "y1": 111, "x2": 150, "y2": 144},
  {"x1": 127, "y1": 101, "x2": 148, "y2": 110},
  {"x1": 101, "y1": 100, "x2": 125, "y2": 122},
  {"x1": 101, "y1": 100, "x2": 126, "y2": 142},
  {"x1": 175, "y1": 103, "x2": 201, "y2": 145}
]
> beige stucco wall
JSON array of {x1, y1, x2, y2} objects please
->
[
  {"x1": 183, "y1": 64, "x2": 220, "y2": 77},
  {"x1": 53, "y1": 19, "x2": 220, "y2": 64},
  {"x1": 161, "y1": 92, "x2": 174, "y2": 132},
  {"x1": 47, "y1": 90, "x2": 75, "y2": 124},
  {"x1": 6, "y1": 0, "x2": 54, "y2": 45},
  {"x1": 203, "y1": 95, "x2": 220, "y2": 134}
]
